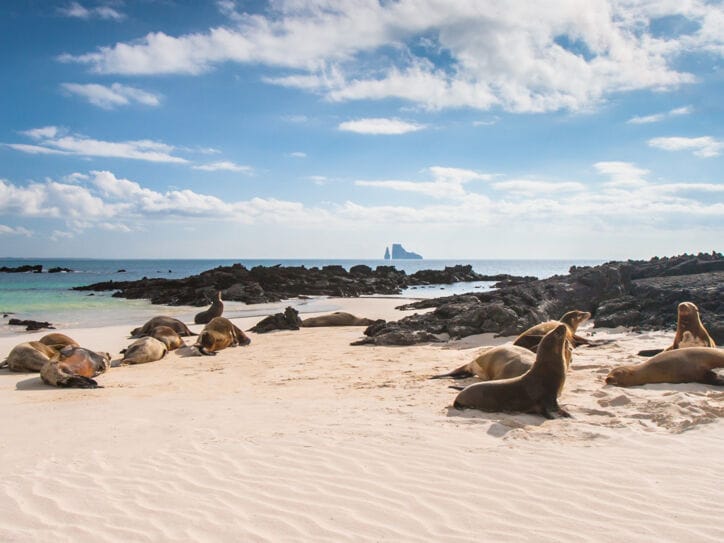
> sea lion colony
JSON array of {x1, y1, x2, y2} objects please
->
[{"x1": 1, "y1": 304, "x2": 721, "y2": 418}]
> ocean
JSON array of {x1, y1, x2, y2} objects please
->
[{"x1": 0, "y1": 258, "x2": 604, "y2": 335}]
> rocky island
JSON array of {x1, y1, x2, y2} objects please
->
[{"x1": 384, "y1": 243, "x2": 423, "y2": 260}]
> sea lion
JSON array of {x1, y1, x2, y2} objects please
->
[
  {"x1": 453, "y1": 324, "x2": 571, "y2": 419},
  {"x1": 300, "y1": 312, "x2": 376, "y2": 327},
  {"x1": 637, "y1": 302, "x2": 716, "y2": 356},
  {"x1": 121, "y1": 337, "x2": 168, "y2": 365},
  {"x1": 40, "y1": 346, "x2": 111, "y2": 388},
  {"x1": 1, "y1": 341, "x2": 61, "y2": 372},
  {"x1": 194, "y1": 317, "x2": 251, "y2": 356},
  {"x1": 431, "y1": 345, "x2": 536, "y2": 380},
  {"x1": 194, "y1": 291, "x2": 224, "y2": 325},
  {"x1": 149, "y1": 325, "x2": 185, "y2": 350},
  {"x1": 513, "y1": 310, "x2": 591, "y2": 353},
  {"x1": 38, "y1": 333, "x2": 80, "y2": 351},
  {"x1": 606, "y1": 347, "x2": 724, "y2": 387},
  {"x1": 130, "y1": 316, "x2": 195, "y2": 338}
]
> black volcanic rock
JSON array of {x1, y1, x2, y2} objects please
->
[
  {"x1": 0, "y1": 264, "x2": 43, "y2": 273},
  {"x1": 8, "y1": 319, "x2": 55, "y2": 331},
  {"x1": 48, "y1": 267, "x2": 73, "y2": 273},
  {"x1": 358, "y1": 252, "x2": 724, "y2": 346},
  {"x1": 74, "y1": 263, "x2": 527, "y2": 307}
]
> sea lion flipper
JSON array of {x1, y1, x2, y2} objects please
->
[
  {"x1": 430, "y1": 365, "x2": 474, "y2": 380},
  {"x1": 60, "y1": 376, "x2": 100, "y2": 388},
  {"x1": 637, "y1": 348, "x2": 665, "y2": 357},
  {"x1": 447, "y1": 385, "x2": 466, "y2": 391},
  {"x1": 700, "y1": 371, "x2": 724, "y2": 386}
]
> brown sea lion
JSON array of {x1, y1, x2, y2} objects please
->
[
  {"x1": 513, "y1": 310, "x2": 591, "y2": 353},
  {"x1": 301, "y1": 312, "x2": 376, "y2": 327},
  {"x1": 40, "y1": 346, "x2": 111, "y2": 388},
  {"x1": 38, "y1": 333, "x2": 80, "y2": 351},
  {"x1": 130, "y1": 316, "x2": 195, "y2": 338},
  {"x1": 431, "y1": 345, "x2": 536, "y2": 380},
  {"x1": 149, "y1": 325, "x2": 185, "y2": 350},
  {"x1": 606, "y1": 347, "x2": 724, "y2": 387},
  {"x1": 1, "y1": 341, "x2": 61, "y2": 372},
  {"x1": 194, "y1": 291, "x2": 224, "y2": 325},
  {"x1": 121, "y1": 337, "x2": 168, "y2": 365},
  {"x1": 453, "y1": 324, "x2": 571, "y2": 419},
  {"x1": 637, "y1": 302, "x2": 717, "y2": 357},
  {"x1": 194, "y1": 317, "x2": 251, "y2": 356}
]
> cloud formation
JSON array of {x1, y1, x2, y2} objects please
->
[
  {"x1": 6, "y1": 126, "x2": 188, "y2": 163},
  {"x1": 626, "y1": 106, "x2": 692, "y2": 124},
  {"x1": 192, "y1": 161, "x2": 254, "y2": 173},
  {"x1": 648, "y1": 136, "x2": 724, "y2": 158},
  {"x1": 58, "y1": 2, "x2": 124, "y2": 21},
  {"x1": 61, "y1": 83, "x2": 161, "y2": 109},
  {"x1": 339, "y1": 118, "x2": 426, "y2": 135},
  {"x1": 356, "y1": 167, "x2": 492, "y2": 198},
  {"x1": 59, "y1": 1, "x2": 724, "y2": 113}
]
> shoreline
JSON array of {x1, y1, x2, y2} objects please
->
[{"x1": 1, "y1": 297, "x2": 722, "y2": 541}]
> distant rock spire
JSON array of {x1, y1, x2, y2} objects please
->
[{"x1": 384, "y1": 246, "x2": 391, "y2": 260}]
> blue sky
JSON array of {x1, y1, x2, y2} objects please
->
[{"x1": 1, "y1": 0, "x2": 722, "y2": 259}]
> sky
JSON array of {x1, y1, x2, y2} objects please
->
[{"x1": 0, "y1": 0, "x2": 722, "y2": 259}]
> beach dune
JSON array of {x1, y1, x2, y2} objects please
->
[{"x1": 1, "y1": 297, "x2": 722, "y2": 542}]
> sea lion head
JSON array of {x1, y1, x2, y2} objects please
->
[
  {"x1": 538, "y1": 323, "x2": 569, "y2": 360},
  {"x1": 676, "y1": 301, "x2": 701, "y2": 327},
  {"x1": 605, "y1": 367, "x2": 632, "y2": 386},
  {"x1": 560, "y1": 310, "x2": 591, "y2": 329}
]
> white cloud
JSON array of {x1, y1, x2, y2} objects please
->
[
  {"x1": 192, "y1": 161, "x2": 254, "y2": 173},
  {"x1": 356, "y1": 166, "x2": 492, "y2": 199},
  {"x1": 58, "y1": 1, "x2": 723, "y2": 112},
  {"x1": 58, "y1": 2, "x2": 124, "y2": 21},
  {"x1": 648, "y1": 136, "x2": 724, "y2": 157},
  {"x1": 339, "y1": 118, "x2": 426, "y2": 135},
  {"x1": 61, "y1": 83, "x2": 161, "y2": 109},
  {"x1": 627, "y1": 105, "x2": 693, "y2": 124},
  {"x1": 492, "y1": 180, "x2": 586, "y2": 194},
  {"x1": 594, "y1": 161, "x2": 651, "y2": 187},
  {"x1": 288, "y1": 151, "x2": 307, "y2": 158},
  {"x1": 0, "y1": 224, "x2": 32, "y2": 237},
  {"x1": 7, "y1": 126, "x2": 188, "y2": 163}
]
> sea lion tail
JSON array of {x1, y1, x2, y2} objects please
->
[{"x1": 637, "y1": 348, "x2": 664, "y2": 357}]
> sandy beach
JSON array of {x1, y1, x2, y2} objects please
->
[{"x1": 1, "y1": 297, "x2": 722, "y2": 542}]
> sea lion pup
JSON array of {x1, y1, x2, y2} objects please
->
[
  {"x1": 40, "y1": 347, "x2": 111, "y2": 388},
  {"x1": 120, "y1": 337, "x2": 168, "y2": 365},
  {"x1": 637, "y1": 302, "x2": 716, "y2": 357},
  {"x1": 194, "y1": 317, "x2": 251, "y2": 356},
  {"x1": 301, "y1": 312, "x2": 376, "y2": 327},
  {"x1": 513, "y1": 310, "x2": 592, "y2": 353},
  {"x1": 38, "y1": 333, "x2": 80, "y2": 350},
  {"x1": 606, "y1": 347, "x2": 724, "y2": 387},
  {"x1": 130, "y1": 316, "x2": 195, "y2": 338},
  {"x1": 453, "y1": 324, "x2": 571, "y2": 419},
  {"x1": 194, "y1": 291, "x2": 224, "y2": 325},
  {"x1": 431, "y1": 345, "x2": 536, "y2": 380},
  {"x1": 1, "y1": 341, "x2": 61, "y2": 372},
  {"x1": 149, "y1": 325, "x2": 185, "y2": 350}
]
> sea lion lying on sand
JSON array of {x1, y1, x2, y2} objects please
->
[
  {"x1": 606, "y1": 347, "x2": 724, "y2": 387},
  {"x1": 1, "y1": 341, "x2": 61, "y2": 372},
  {"x1": 638, "y1": 302, "x2": 716, "y2": 356},
  {"x1": 513, "y1": 310, "x2": 591, "y2": 352},
  {"x1": 130, "y1": 316, "x2": 195, "y2": 338},
  {"x1": 194, "y1": 291, "x2": 224, "y2": 325},
  {"x1": 431, "y1": 345, "x2": 536, "y2": 380},
  {"x1": 194, "y1": 317, "x2": 251, "y2": 356},
  {"x1": 453, "y1": 324, "x2": 571, "y2": 419},
  {"x1": 121, "y1": 337, "x2": 168, "y2": 365},
  {"x1": 149, "y1": 325, "x2": 185, "y2": 350},
  {"x1": 41, "y1": 347, "x2": 111, "y2": 388},
  {"x1": 38, "y1": 333, "x2": 80, "y2": 350},
  {"x1": 301, "y1": 312, "x2": 376, "y2": 327}
]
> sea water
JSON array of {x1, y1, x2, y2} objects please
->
[{"x1": 0, "y1": 258, "x2": 603, "y2": 335}]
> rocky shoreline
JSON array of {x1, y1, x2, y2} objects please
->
[
  {"x1": 355, "y1": 253, "x2": 723, "y2": 346},
  {"x1": 73, "y1": 264, "x2": 529, "y2": 306}
]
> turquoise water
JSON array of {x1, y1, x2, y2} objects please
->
[{"x1": 0, "y1": 258, "x2": 603, "y2": 334}]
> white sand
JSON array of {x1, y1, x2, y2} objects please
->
[{"x1": 1, "y1": 297, "x2": 722, "y2": 542}]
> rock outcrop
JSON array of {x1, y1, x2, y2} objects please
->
[
  {"x1": 74, "y1": 264, "x2": 522, "y2": 306},
  {"x1": 358, "y1": 253, "x2": 724, "y2": 346}
]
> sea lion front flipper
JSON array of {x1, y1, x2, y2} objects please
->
[
  {"x1": 60, "y1": 376, "x2": 101, "y2": 388},
  {"x1": 447, "y1": 385, "x2": 466, "y2": 391},
  {"x1": 198, "y1": 347, "x2": 216, "y2": 356},
  {"x1": 699, "y1": 371, "x2": 724, "y2": 386},
  {"x1": 430, "y1": 364, "x2": 474, "y2": 380}
]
